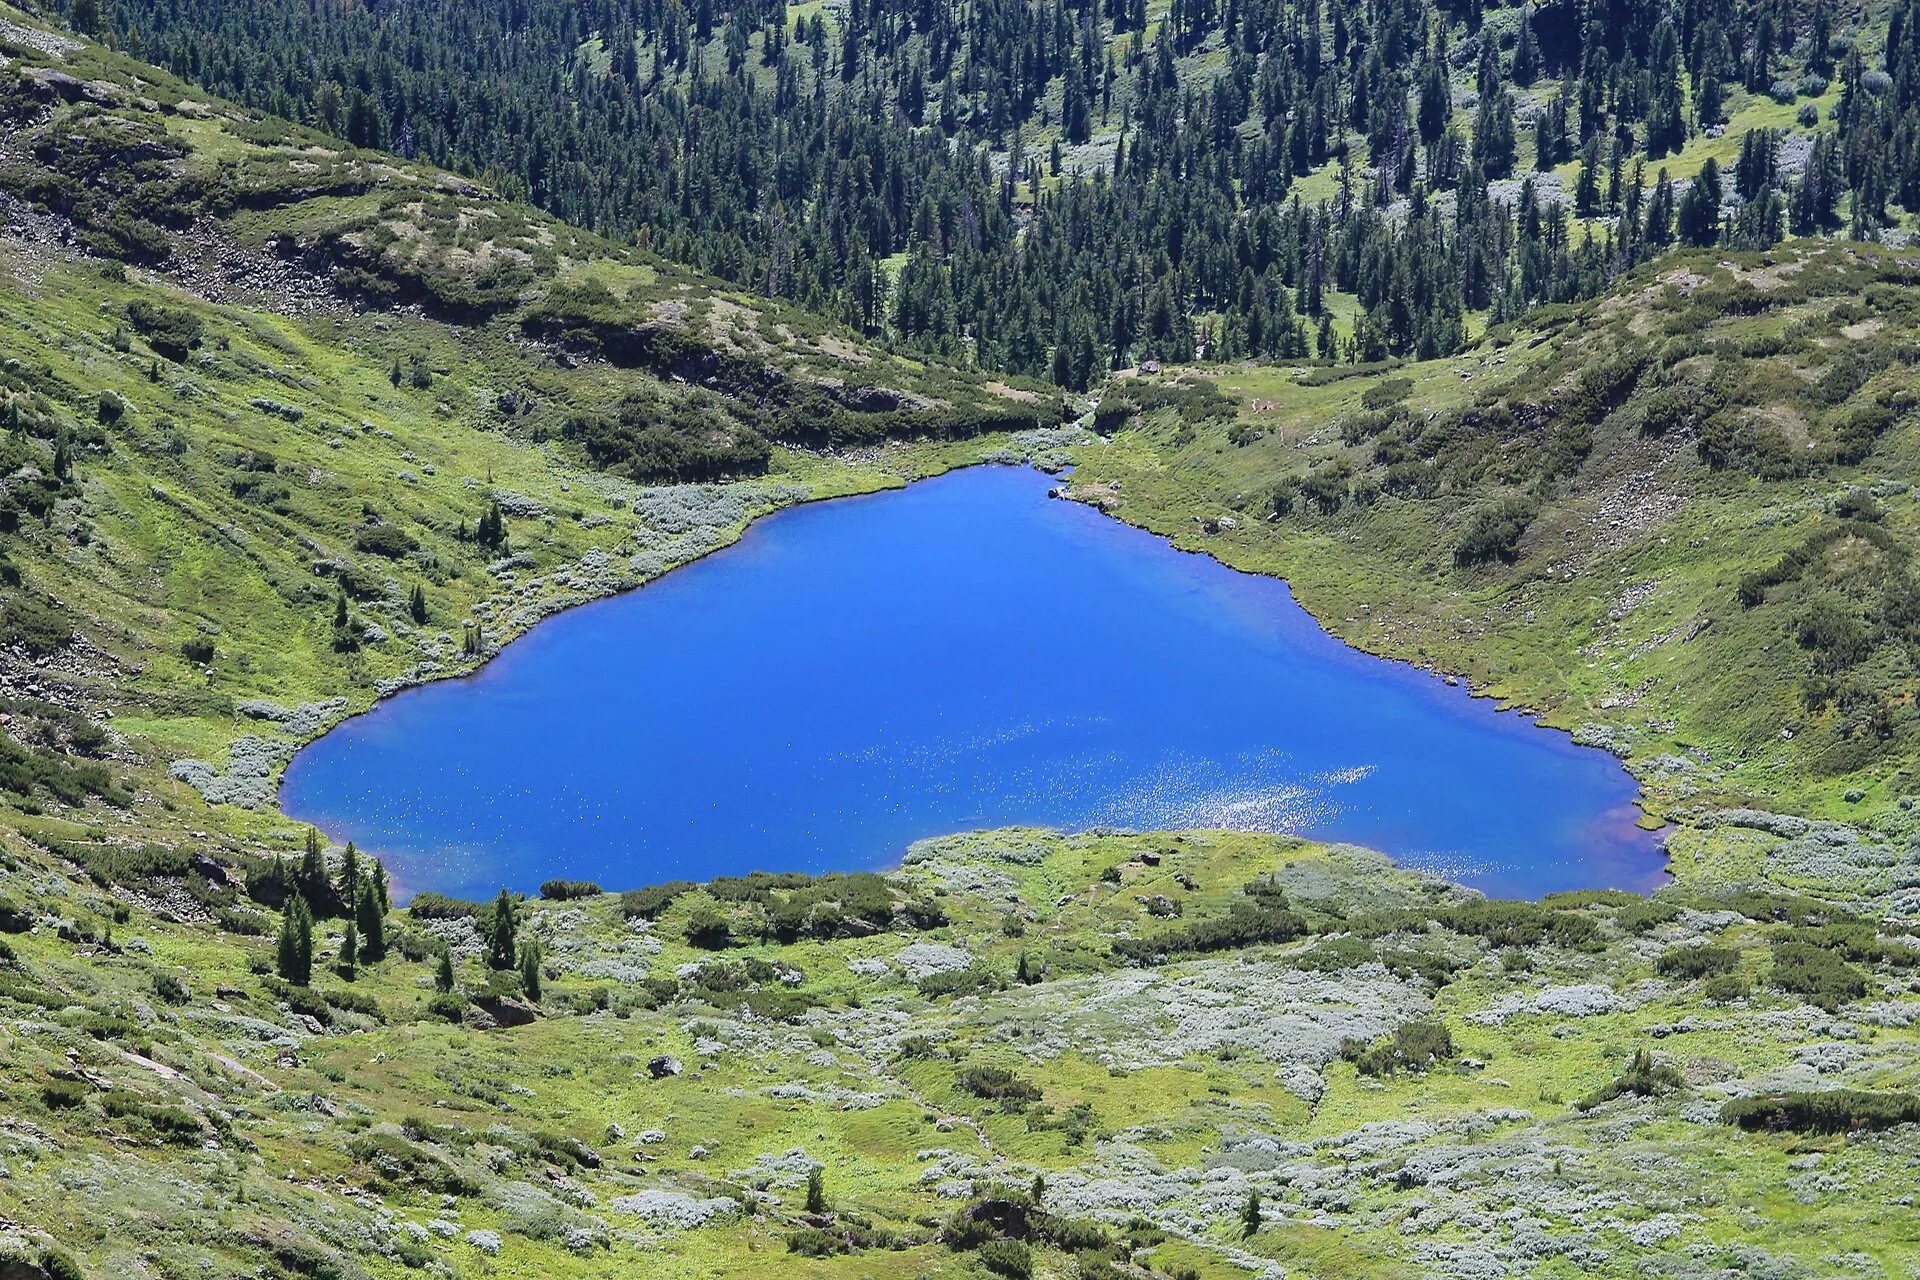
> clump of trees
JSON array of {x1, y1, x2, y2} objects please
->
[{"x1": 272, "y1": 836, "x2": 393, "y2": 987}]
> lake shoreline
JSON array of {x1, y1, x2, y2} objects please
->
[{"x1": 281, "y1": 460, "x2": 1666, "y2": 904}]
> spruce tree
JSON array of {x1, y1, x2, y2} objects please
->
[
  {"x1": 1241, "y1": 1189, "x2": 1262, "y2": 1237},
  {"x1": 298, "y1": 828, "x2": 333, "y2": 912},
  {"x1": 486, "y1": 889, "x2": 518, "y2": 970},
  {"x1": 277, "y1": 893, "x2": 314, "y2": 986},
  {"x1": 805, "y1": 1167, "x2": 827, "y2": 1213},
  {"x1": 1676, "y1": 159, "x2": 1723, "y2": 246},
  {"x1": 518, "y1": 937, "x2": 542, "y2": 1000},
  {"x1": 435, "y1": 948, "x2": 457, "y2": 994},
  {"x1": 355, "y1": 880, "x2": 386, "y2": 962},
  {"x1": 408, "y1": 583, "x2": 428, "y2": 624},
  {"x1": 339, "y1": 921, "x2": 358, "y2": 979},
  {"x1": 337, "y1": 840, "x2": 359, "y2": 909}
]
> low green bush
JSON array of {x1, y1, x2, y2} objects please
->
[
  {"x1": 538, "y1": 879, "x2": 602, "y2": 900},
  {"x1": 1580, "y1": 1049, "x2": 1682, "y2": 1109},
  {"x1": 620, "y1": 881, "x2": 694, "y2": 919},
  {"x1": 1722, "y1": 1089, "x2": 1920, "y2": 1134},
  {"x1": 1770, "y1": 941, "x2": 1868, "y2": 1009},
  {"x1": 1656, "y1": 945, "x2": 1740, "y2": 979},
  {"x1": 918, "y1": 964, "x2": 1001, "y2": 998},
  {"x1": 1342, "y1": 1021, "x2": 1456, "y2": 1077},
  {"x1": 957, "y1": 1065, "x2": 1042, "y2": 1103}
]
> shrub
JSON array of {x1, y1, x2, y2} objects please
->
[
  {"x1": 1722, "y1": 1089, "x2": 1920, "y2": 1135},
  {"x1": 425, "y1": 992, "x2": 467, "y2": 1022},
  {"x1": 1579, "y1": 1048, "x2": 1682, "y2": 1109},
  {"x1": 1360, "y1": 376, "x2": 1414, "y2": 410},
  {"x1": 348, "y1": 1131, "x2": 479, "y2": 1194},
  {"x1": 1615, "y1": 898, "x2": 1683, "y2": 933},
  {"x1": 151, "y1": 970, "x2": 190, "y2": 1004},
  {"x1": 1702, "y1": 973, "x2": 1751, "y2": 1002},
  {"x1": 563, "y1": 393, "x2": 771, "y2": 483},
  {"x1": 918, "y1": 964, "x2": 1001, "y2": 998},
  {"x1": 38, "y1": 1248, "x2": 86, "y2": 1280},
  {"x1": 408, "y1": 892, "x2": 479, "y2": 919},
  {"x1": 1655, "y1": 945, "x2": 1739, "y2": 979},
  {"x1": 1, "y1": 595, "x2": 72, "y2": 655},
  {"x1": 1770, "y1": 941, "x2": 1868, "y2": 1009},
  {"x1": 538, "y1": 878, "x2": 602, "y2": 900},
  {"x1": 126, "y1": 299, "x2": 204, "y2": 359},
  {"x1": 41, "y1": 1078, "x2": 88, "y2": 1109},
  {"x1": 1112, "y1": 890, "x2": 1306, "y2": 963},
  {"x1": 957, "y1": 1065, "x2": 1042, "y2": 1103},
  {"x1": 354, "y1": 524, "x2": 417, "y2": 558},
  {"x1": 620, "y1": 881, "x2": 694, "y2": 919},
  {"x1": 1454, "y1": 497, "x2": 1536, "y2": 566},
  {"x1": 1342, "y1": 1021, "x2": 1456, "y2": 1076},
  {"x1": 977, "y1": 1240, "x2": 1034, "y2": 1279},
  {"x1": 786, "y1": 1228, "x2": 842, "y2": 1257},
  {"x1": 683, "y1": 906, "x2": 734, "y2": 949}
]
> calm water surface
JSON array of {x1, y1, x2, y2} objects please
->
[{"x1": 281, "y1": 465, "x2": 1666, "y2": 900}]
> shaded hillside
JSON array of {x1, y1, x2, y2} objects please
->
[{"x1": 80, "y1": 0, "x2": 1915, "y2": 381}]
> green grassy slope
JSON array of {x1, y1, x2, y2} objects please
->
[
  {"x1": 0, "y1": 1, "x2": 1060, "y2": 863},
  {"x1": 0, "y1": 9, "x2": 1917, "y2": 1280},
  {"x1": 5, "y1": 827, "x2": 1920, "y2": 1278},
  {"x1": 1074, "y1": 240, "x2": 1920, "y2": 892}
]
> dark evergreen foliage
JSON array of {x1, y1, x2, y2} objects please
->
[{"x1": 103, "y1": 0, "x2": 1900, "y2": 381}]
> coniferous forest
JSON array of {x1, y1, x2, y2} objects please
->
[{"x1": 101, "y1": 0, "x2": 1916, "y2": 386}]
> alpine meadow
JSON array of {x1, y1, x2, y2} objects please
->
[{"x1": 4, "y1": 0, "x2": 1920, "y2": 1275}]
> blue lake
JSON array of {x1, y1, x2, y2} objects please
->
[{"x1": 281, "y1": 465, "x2": 1667, "y2": 901}]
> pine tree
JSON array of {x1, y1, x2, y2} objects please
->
[
  {"x1": 298, "y1": 828, "x2": 333, "y2": 912},
  {"x1": 1645, "y1": 20, "x2": 1686, "y2": 158},
  {"x1": 487, "y1": 889, "x2": 518, "y2": 970},
  {"x1": 1241, "y1": 1189, "x2": 1262, "y2": 1237},
  {"x1": 277, "y1": 893, "x2": 314, "y2": 986},
  {"x1": 408, "y1": 583, "x2": 428, "y2": 625},
  {"x1": 1676, "y1": 159, "x2": 1722, "y2": 246},
  {"x1": 1511, "y1": 6, "x2": 1539, "y2": 86},
  {"x1": 1645, "y1": 169, "x2": 1677, "y2": 246},
  {"x1": 337, "y1": 840, "x2": 359, "y2": 908},
  {"x1": 518, "y1": 937, "x2": 542, "y2": 1000},
  {"x1": 1417, "y1": 57, "x2": 1451, "y2": 146},
  {"x1": 331, "y1": 592, "x2": 358, "y2": 653},
  {"x1": 339, "y1": 921, "x2": 358, "y2": 979},
  {"x1": 355, "y1": 880, "x2": 386, "y2": 962},
  {"x1": 435, "y1": 948, "x2": 457, "y2": 994},
  {"x1": 805, "y1": 1167, "x2": 827, "y2": 1213}
]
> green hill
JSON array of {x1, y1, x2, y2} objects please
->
[{"x1": 0, "y1": 3, "x2": 1918, "y2": 1278}]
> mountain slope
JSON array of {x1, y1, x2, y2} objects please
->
[
  {"x1": 0, "y1": 8, "x2": 1918, "y2": 1280},
  {"x1": 87, "y1": 0, "x2": 1911, "y2": 382},
  {"x1": 1074, "y1": 237, "x2": 1920, "y2": 890},
  {"x1": 0, "y1": 0, "x2": 1058, "y2": 859}
]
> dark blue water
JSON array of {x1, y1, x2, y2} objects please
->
[{"x1": 281, "y1": 465, "x2": 1665, "y2": 901}]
